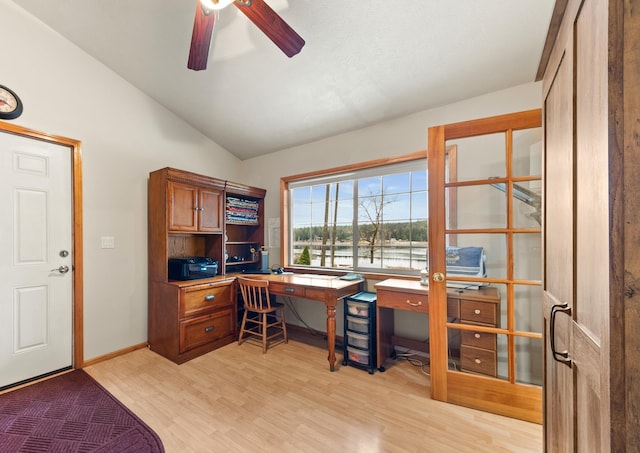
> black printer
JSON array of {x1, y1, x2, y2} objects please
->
[{"x1": 168, "y1": 257, "x2": 218, "y2": 280}]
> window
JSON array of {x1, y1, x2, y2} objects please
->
[{"x1": 287, "y1": 158, "x2": 428, "y2": 274}]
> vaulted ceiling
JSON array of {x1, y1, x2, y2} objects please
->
[{"x1": 13, "y1": 0, "x2": 555, "y2": 160}]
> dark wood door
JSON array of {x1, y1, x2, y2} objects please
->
[{"x1": 541, "y1": 0, "x2": 609, "y2": 450}]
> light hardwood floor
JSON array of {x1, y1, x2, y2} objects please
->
[{"x1": 85, "y1": 334, "x2": 542, "y2": 453}]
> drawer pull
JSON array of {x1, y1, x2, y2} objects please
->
[
  {"x1": 204, "y1": 325, "x2": 214, "y2": 333},
  {"x1": 474, "y1": 358, "x2": 482, "y2": 364},
  {"x1": 406, "y1": 299, "x2": 422, "y2": 307},
  {"x1": 474, "y1": 333, "x2": 481, "y2": 339},
  {"x1": 285, "y1": 287, "x2": 296, "y2": 293},
  {"x1": 204, "y1": 294, "x2": 215, "y2": 301},
  {"x1": 474, "y1": 309, "x2": 481, "y2": 315}
]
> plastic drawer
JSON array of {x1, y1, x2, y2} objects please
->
[
  {"x1": 346, "y1": 331, "x2": 370, "y2": 349},
  {"x1": 346, "y1": 316, "x2": 369, "y2": 334},
  {"x1": 346, "y1": 300, "x2": 370, "y2": 317},
  {"x1": 346, "y1": 346, "x2": 370, "y2": 366}
]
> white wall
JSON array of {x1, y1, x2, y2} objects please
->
[
  {"x1": 240, "y1": 82, "x2": 542, "y2": 337},
  {"x1": 2, "y1": 0, "x2": 242, "y2": 360}
]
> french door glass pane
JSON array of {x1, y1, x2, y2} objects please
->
[
  {"x1": 511, "y1": 180, "x2": 542, "y2": 228},
  {"x1": 446, "y1": 133, "x2": 506, "y2": 183},
  {"x1": 516, "y1": 336, "x2": 543, "y2": 385},
  {"x1": 447, "y1": 185, "x2": 506, "y2": 230},
  {"x1": 513, "y1": 233, "x2": 542, "y2": 281},
  {"x1": 513, "y1": 127, "x2": 542, "y2": 177},
  {"x1": 446, "y1": 233, "x2": 507, "y2": 280},
  {"x1": 514, "y1": 284, "x2": 543, "y2": 333},
  {"x1": 496, "y1": 333, "x2": 509, "y2": 380}
]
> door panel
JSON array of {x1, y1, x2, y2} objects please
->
[
  {"x1": 543, "y1": 37, "x2": 574, "y2": 452},
  {"x1": 574, "y1": 0, "x2": 609, "y2": 448},
  {"x1": 0, "y1": 131, "x2": 73, "y2": 388},
  {"x1": 542, "y1": 0, "x2": 610, "y2": 450}
]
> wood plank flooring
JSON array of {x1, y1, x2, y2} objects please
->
[{"x1": 84, "y1": 333, "x2": 542, "y2": 452}]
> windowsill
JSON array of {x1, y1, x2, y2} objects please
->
[{"x1": 284, "y1": 266, "x2": 421, "y2": 283}]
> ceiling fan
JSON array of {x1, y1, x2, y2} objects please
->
[{"x1": 188, "y1": 0, "x2": 305, "y2": 71}]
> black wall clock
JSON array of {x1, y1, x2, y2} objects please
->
[{"x1": 0, "y1": 84, "x2": 23, "y2": 120}]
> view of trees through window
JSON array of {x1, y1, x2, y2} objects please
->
[{"x1": 289, "y1": 161, "x2": 428, "y2": 273}]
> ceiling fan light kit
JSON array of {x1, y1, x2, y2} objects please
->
[
  {"x1": 189, "y1": 0, "x2": 304, "y2": 71},
  {"x1": 200, "y1": 0, "x2": 234, "y2": 10}
]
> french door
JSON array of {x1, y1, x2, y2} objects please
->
[{"x1": 427, "y1": 109, "x2": 543, "y2": 423}]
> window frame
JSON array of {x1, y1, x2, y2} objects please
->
[{"x1": 279, "y1": 149, "x2": 457, "y2": 278}]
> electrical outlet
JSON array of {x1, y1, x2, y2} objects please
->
[{"x1": 101, "y1": 236, "x2": 115, "y2": 249}]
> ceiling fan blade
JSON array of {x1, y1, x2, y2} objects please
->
[
  {"x1": 234, "y1": 0, "x2": 305, "y2": 58},
  {"x1": 188, "y1": 3, "x2": 216, "y2": 71}
]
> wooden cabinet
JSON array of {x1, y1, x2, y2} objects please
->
[
  {"x1": 168, "y1": 181, "x2": 223, "y2": 233},
  {"x1": 374, "y1": 279, "x2": 500, "y2": 376},
  {"x1": 449, "y1": 291, "x2": 500, "y2": 376},
  {"x1": 149, "y1": 279, "x2": 236, "y2": 363},
  {"x1": 148, "y1": 167, "x2": 266, "y2": 364}
]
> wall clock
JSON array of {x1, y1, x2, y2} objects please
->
[{"x1": 0, "y1": 84, "x2": 23, "y2": 120}]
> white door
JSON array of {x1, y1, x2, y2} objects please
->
[{"x1": 0, "y1": 131, "x2": 73, "y2": 389}]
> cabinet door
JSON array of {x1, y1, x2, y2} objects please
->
[
  {"x1": 168, "y1": 181, "x2": 198, "y2": 232},
  {"x1": 198, "y1": 188, "x2": 223, "y2": 232}
]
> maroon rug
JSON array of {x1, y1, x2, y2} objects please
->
[{"x1": 0, "y1": 369, "x2": 164, "y2": 453}]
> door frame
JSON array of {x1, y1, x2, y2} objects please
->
[{"x1": 0, "y1": 120, "x2": 84, "y2": 369}]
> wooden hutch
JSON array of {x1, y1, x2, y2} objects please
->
[{"x1": 147, "y1": 167, "x2": 265, "y2": 364}]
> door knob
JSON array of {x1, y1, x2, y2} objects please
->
[
  {"x1": 51, "y1": 265, "x2": 70, "y2": 274},
  {"x1": 432, "y1": 272, "x2": 445, "y2": 282}
]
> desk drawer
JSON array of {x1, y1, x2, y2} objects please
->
[
  {"x1": 460, "y1": 300, "x2": 497, "y2": 326},
  {"x1": 461, "y1": 330, "x2": 497, "y2": 350},
  {"x1": 269, "y1": 282, "x2": 305, "y2": 298},
  {"x1": 377, "y1": 289, "x2": 427, "y2": 314},
  {"x1": 179, "y1": 308, "x2": 234, "y2": 353},
  {"x1": 180, "y1": 282, "x2": 232, "y2": 318},
  {"x1": 460, "y1": 345, "x2": 497, "y2": 376}
]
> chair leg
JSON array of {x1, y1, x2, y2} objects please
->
[
  {"x1": 280, "y1": 308, "x2": 288, "y2": 343},
  {"x1": 238, "y1": 310, "x2": 248, "y2": 345},
  {"x1": 262, "y1": 312, "x2": 268, "y2": 353}
]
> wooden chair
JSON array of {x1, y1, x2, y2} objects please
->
[{"x1": 237, "y1": 277, "x2": 288, "y2": 353}]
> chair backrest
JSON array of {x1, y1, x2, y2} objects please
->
[{"x1": 237, "y1": 277, "x2": 273, "y2": 311}]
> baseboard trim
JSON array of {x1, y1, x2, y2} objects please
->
[
  {"x1": 82, "y1": 342, "x2": 148, "y2": 367},
  {"x1": 285, "y1": 323, "x2": 344, "y2": 347}
]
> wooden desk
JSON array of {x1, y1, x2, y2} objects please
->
[
  {"x1": 249, "y1": 274, "x2": 363, "y2": 371},
  {"x1": 375, "y1": 279, "x2": 500, "y2": 375}
]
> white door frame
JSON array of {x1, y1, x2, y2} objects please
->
[{"x1": 0, "y1": 120, "x2": 83, "y2": 369}]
